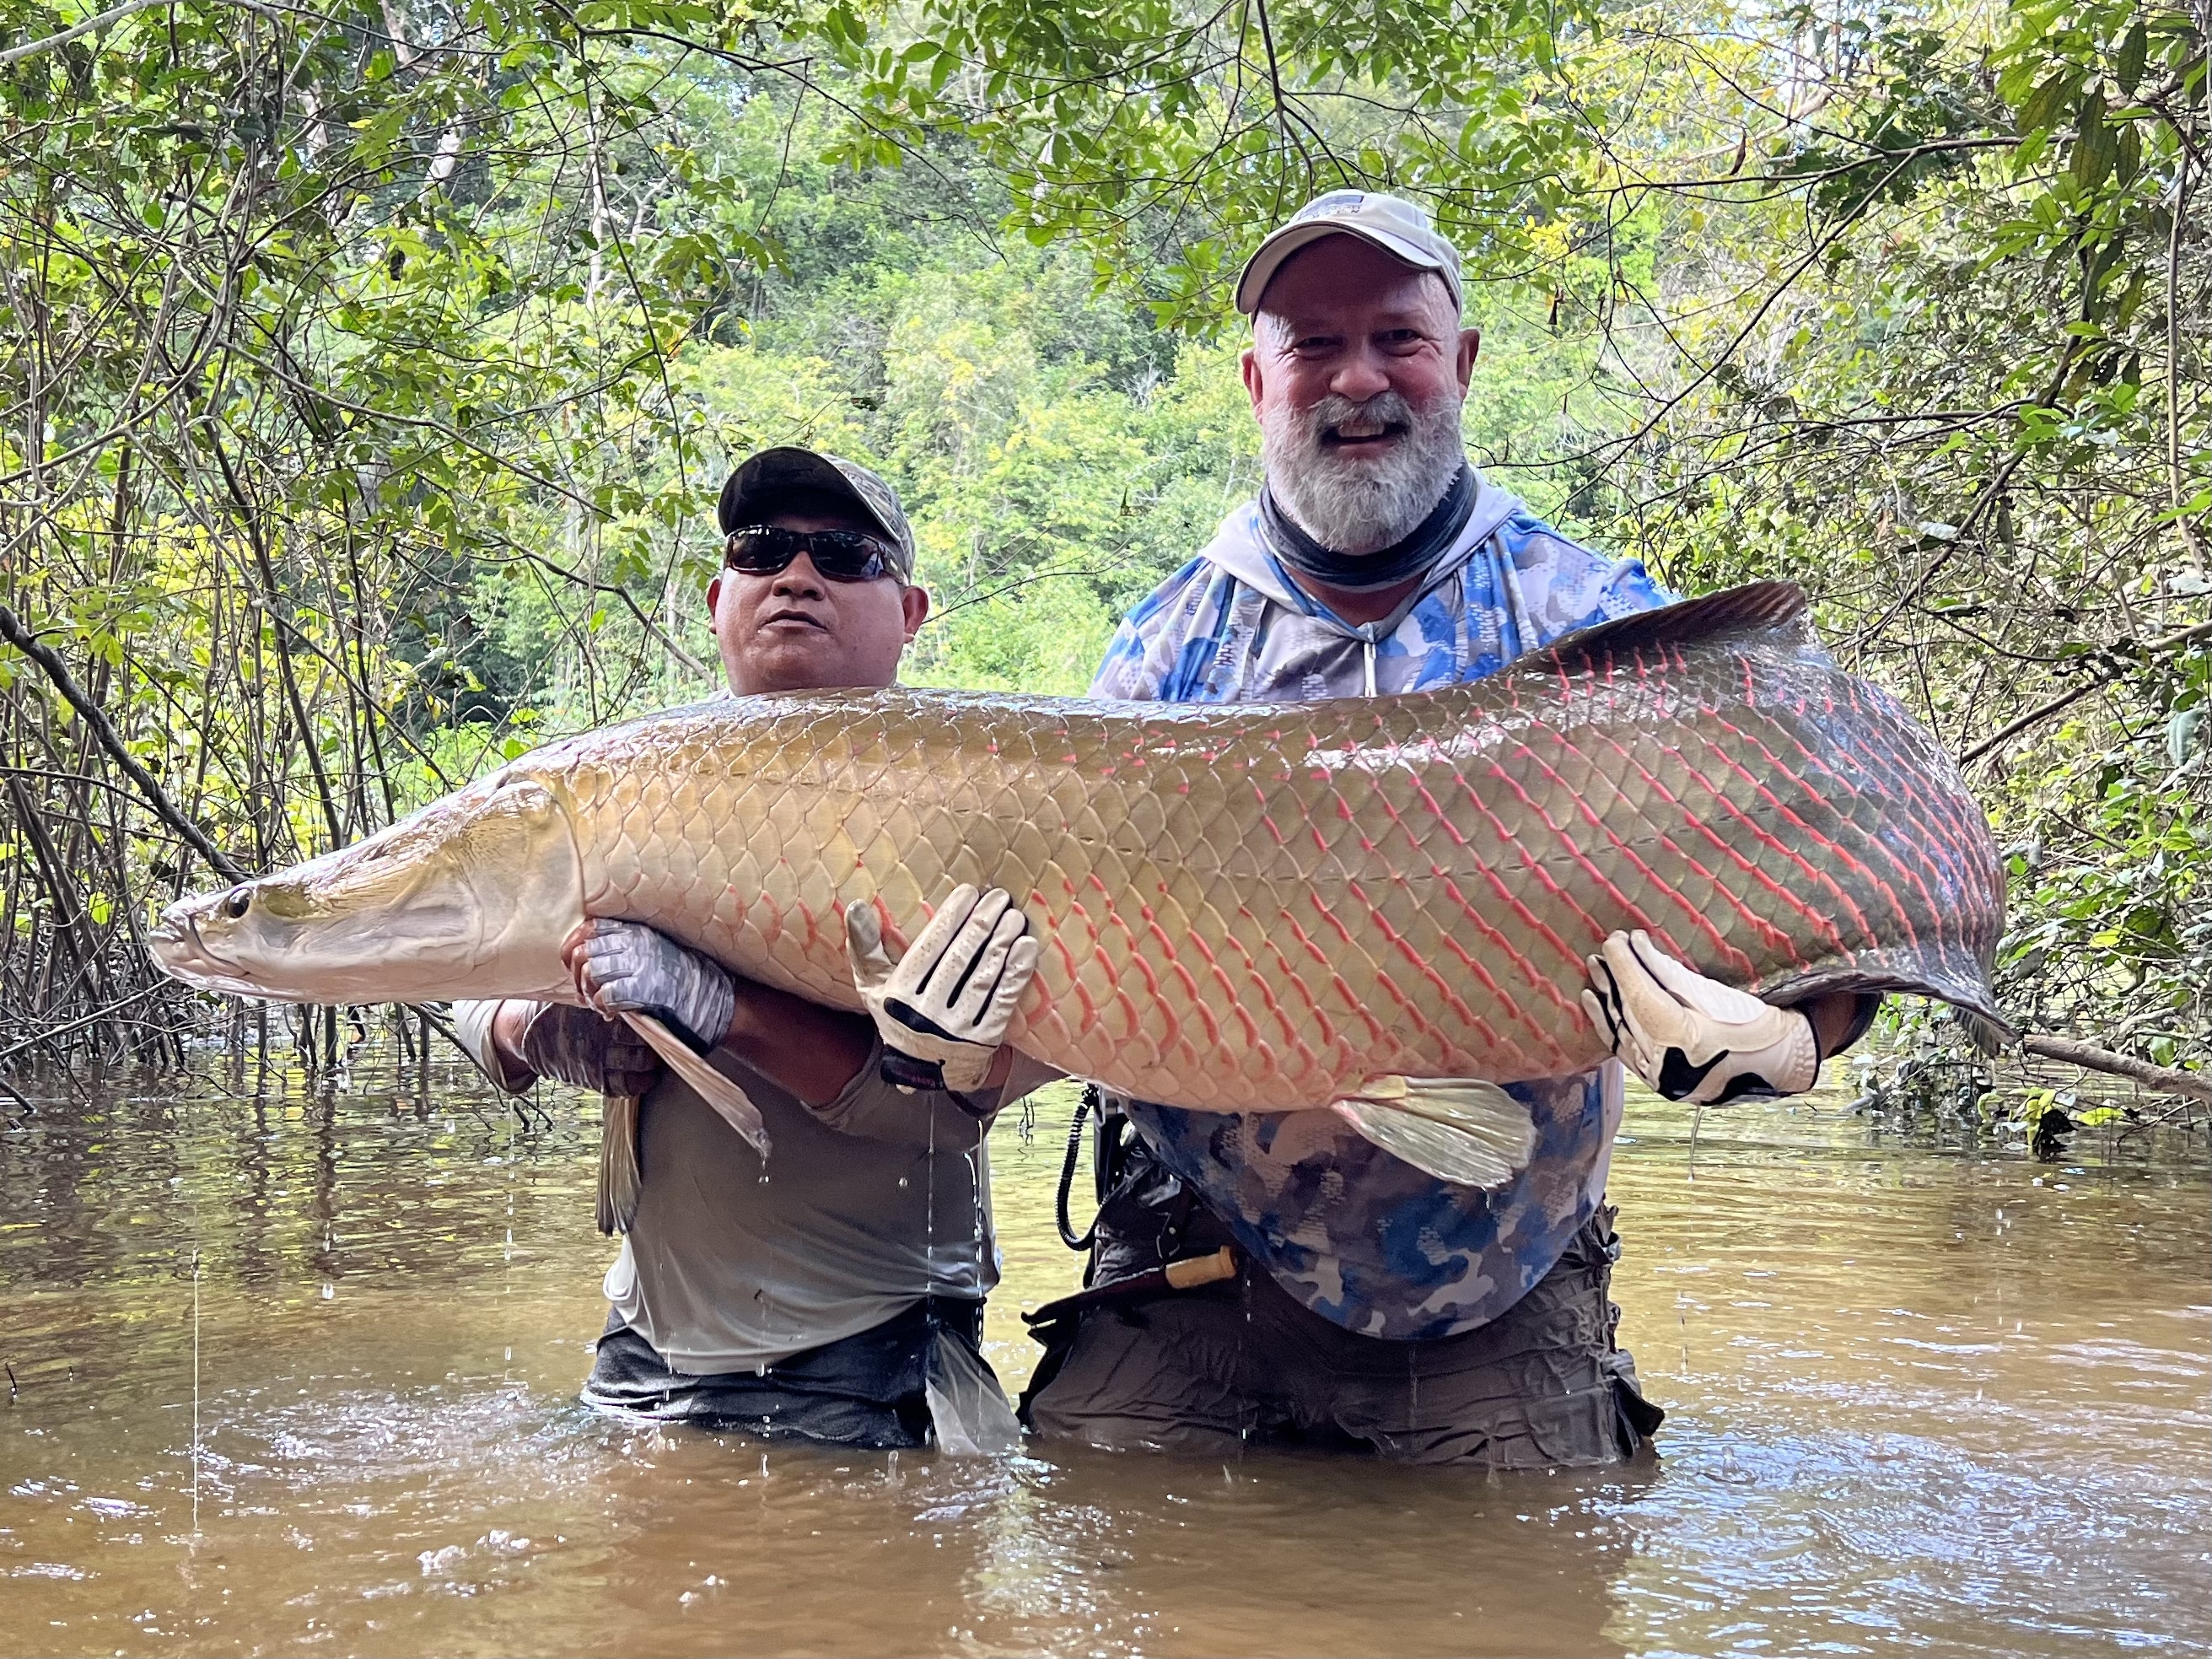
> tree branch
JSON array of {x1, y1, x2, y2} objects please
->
[
  {"x1": 2022, "y1": 1034, "x2": 2212, "y2": 1104},
  {"x1": 1962, "y1": 616, "x2": 2212, "y2": 762},
  {"x1": 0, "y1": 0, "x2": 164, "y2": 68},
  {"x1": 0, "y1": 606, "x2": 246, "y2": 883}
]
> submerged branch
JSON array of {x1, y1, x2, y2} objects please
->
[{"x1": 2022, "y1": 1035, "x2": 2212, "y2": 1104}]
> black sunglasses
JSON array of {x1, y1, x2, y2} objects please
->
[{"x1": 721, "y1": 525, "x2": 900, "y2": 583}]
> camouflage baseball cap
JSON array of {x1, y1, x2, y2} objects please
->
[
  {"x1": 1235, "y1": 190, "x2": 1464, "y2": 317},
  {"x1": 716, "y1": 446, "x2": 917, "y2": 581}
]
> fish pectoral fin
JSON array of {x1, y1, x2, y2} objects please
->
[
  {"x1": 620, "y1": 1011, "x2": 772, "y2": 1160},
  {"x1": 597, "y1": 1092, "x2": 643, "y2": 1237},
  {"x1": 1329, "y1": 1076, "x2": 1534, "y2": 1188}
]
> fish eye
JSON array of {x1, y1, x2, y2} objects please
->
[{"x1": 223, "y1": 888, "x2": 252, "y2": 918}]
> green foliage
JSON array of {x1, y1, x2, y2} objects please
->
[
  {"x1": 812, "y1": 0, "x2": 1613, "y2": 326},
  {"x1": 0, "y1": 0, "x2": 2204, "y2": 1089},
  {"x1": 0, "y1": 0, "x2": 787, "y2": 1036},
  {"x1": 665, "y1": 239, "x2": 1247, "y2": 691}
]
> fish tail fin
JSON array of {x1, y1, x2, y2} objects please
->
[
  {"x1": 1761, "y1": 963, "x2": 2019, "y2": 1056},
  {"x1": 1961, "y1": 1010, "x2": 2016, "y2": 1058},
  {"x1": 1330, "y1": 1075, "x2": 1535, "y2": 1188},
  {"x1": 597, "y1": 1092, "x2": 643, "y2": 1236},
  {"x1": 621, "y1": 1011, "x2": 771, "y2": 1158}
]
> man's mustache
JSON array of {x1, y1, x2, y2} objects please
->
[{"x1": 1300, "y1": 392, "x2": 1418, "y2": 450}]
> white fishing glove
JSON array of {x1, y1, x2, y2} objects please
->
[
  {"x1": 845, "y1": 883, "x2": 1040, "y2": 1095},
  {"x1": 1582, "y1": 929, "x2": 1820, "y2": 1105},
  {"x1": 569, "y1": 918, "x2": 737, "y2": 1055}
]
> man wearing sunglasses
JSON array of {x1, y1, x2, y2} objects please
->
[
  {"x1": 453, "y1": 446, "x2": 1049, "y2": 1449},
  {"x1": 708, "y1": 452, "x2": 930, "y2": 696}
]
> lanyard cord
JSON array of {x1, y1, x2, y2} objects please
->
[{"x1": 1054, "y1": 1085, "x2": 1100, "y2": 1250}]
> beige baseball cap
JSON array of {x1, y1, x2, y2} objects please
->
[{"x1": 1235, "y1": 190, "x2": 1464, "y2": 317}]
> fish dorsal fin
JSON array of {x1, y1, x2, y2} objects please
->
[{"x1": 1540, "y1": 580, "x2": 1811, "y2": 669}]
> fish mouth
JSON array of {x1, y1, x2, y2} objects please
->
[{"x1": 148, "y1": 904, "x2": 263, "y2": 997}]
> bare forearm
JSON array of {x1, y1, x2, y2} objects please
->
[
  {"x1": 720, "y1": 981, "x2": 875, "y2": 1105},
  {"x1": 483, "y1": 999, "x2": 539, "y2": 1091},
  {"x1": 1808, "y1": 991, "x2": 1873, "y2": 1057},
  {"x1": 489, "y1": 999, "x2": 531, "y2": 1072}
]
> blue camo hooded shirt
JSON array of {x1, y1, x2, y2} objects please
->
[{"x1": 1090, "y1": 470, "x2": 1675, "y2": 1340}]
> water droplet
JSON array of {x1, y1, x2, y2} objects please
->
[{"x1": 897, "y1": 1176, "x2": 909, "y2": 1188}]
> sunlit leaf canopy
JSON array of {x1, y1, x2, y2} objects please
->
[{"x1": 0, "y1": 0, "x2": 2203, "y2": 1094}]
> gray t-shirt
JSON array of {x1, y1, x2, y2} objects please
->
[{"x1": 454, "y1": 1000, "x2": 1051, "y2": 1372}]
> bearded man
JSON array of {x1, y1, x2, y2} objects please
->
[{"x1": 1020, "y1": 193, "x2": 1877, "y2": 1466}]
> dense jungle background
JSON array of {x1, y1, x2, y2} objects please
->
[{"x1": 0, "y1": 0, "x2": 2204, "y2": 1134}]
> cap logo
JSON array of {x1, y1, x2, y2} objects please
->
[{"x1": 1294, "y1": 190, "x2": 1369, "y2": 223}]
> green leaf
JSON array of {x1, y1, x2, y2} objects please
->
[
  {"x1": 2071, "y1": 89, "x2": 2114, "y2": 190},
  {"x1": 2170, "y1": 708, "x2": 2204, "y2": 767},
  {"x1": 2116, "y1": 19, "x2": 2149, "y2": 94},
  {"x1": 2020, "y1": 70, "x2": 2076, "y2": 136},
  {"x1": 2114, "y1": 118, "x2": 2142, "y2": 184}
]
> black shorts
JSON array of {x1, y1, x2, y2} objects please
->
[{"x1": 583, "y1": 1295, "x2": 991, "y2": 1451}]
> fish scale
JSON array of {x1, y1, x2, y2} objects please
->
[
  {"x1": 509, "y1": 585, "x2": 2007, "y2": 1112},
  {"x1": 150, "y1": 584, "x2": 2009, "y2": 1174}
]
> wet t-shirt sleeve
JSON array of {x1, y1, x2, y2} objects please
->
[{"x1": 799, "y1": 1040, "x2": 1058, "y2": 1145}]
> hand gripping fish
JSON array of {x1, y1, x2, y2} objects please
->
[{"x1": 148, "y1": 584, "x2": 2010, "y2": 1186}]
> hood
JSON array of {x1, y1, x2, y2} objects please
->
[{"x1": 1198, "y1": 462, "x2": 1526, "y2": 634}]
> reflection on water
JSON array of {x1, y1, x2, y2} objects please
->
[{"x1": 2, "y1": 1049, "x2": 2205, "y2": 1656}]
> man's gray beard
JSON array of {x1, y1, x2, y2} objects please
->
[{"x1": 1260, "y1": 390, "x2": 1468, "y2": 555}]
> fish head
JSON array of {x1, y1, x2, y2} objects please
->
[{"x1": 150, "y1": 774, "x2": 585, "y2": 1005}]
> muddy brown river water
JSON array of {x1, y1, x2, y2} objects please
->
[{"x1": 1, "y1": 1053, "x2": 2205, "y2": 1656}]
